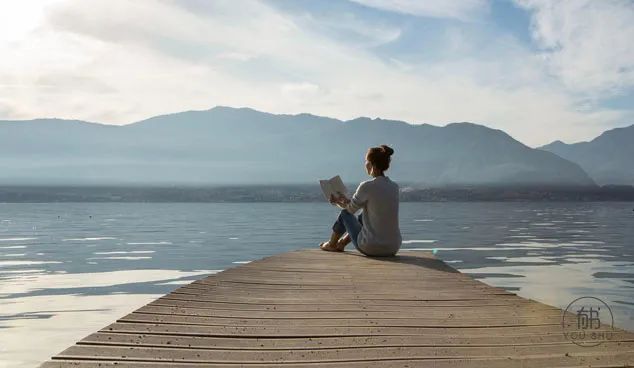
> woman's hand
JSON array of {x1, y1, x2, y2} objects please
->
[{"x1": 330, "y1": 192, "x2": 350, "y2": 207}]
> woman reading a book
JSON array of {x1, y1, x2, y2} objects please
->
[{"x1": 320, "y1": 145, "x2": 402, "y2": 256}]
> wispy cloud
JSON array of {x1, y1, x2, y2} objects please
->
[
  {"x1": 348, "y1": 0, "x2": 489, "y2": 20},
  {"x1": 517, "y1": 0, "x2": 634, "y2": 96}
]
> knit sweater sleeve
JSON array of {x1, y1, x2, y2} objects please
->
[{"x1": 342, "y1": 182, "x2": 369, "y2": 214}]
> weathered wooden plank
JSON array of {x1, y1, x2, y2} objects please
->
[
  {"x1": 161, "y1": 295, "x2": 521, "y2": 304},
  {"x1": 101, "y1": 321, "x2": 593, "y2": 337},
  {"x1": 54, "y1": 342, "x2": 634, "y2": 363},
  {"x1": 151, "y1": 298, "x2": 541, "y2": 309},
  {"x1": 135, "y1": 305, "x2": 563, "y2": 318},
  {"x1": 79, "y1": 331, "x2": 634, "y2": 348},
  {"x1": 118, "y1": 312, "x2": 561, "y2": 327},
  {"x1": 39, "y1": 351, "x2": 634, "y2": 368}
]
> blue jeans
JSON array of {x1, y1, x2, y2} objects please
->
[{"x1": 332, "y1": 209, "x2": 368, "y2": 255}]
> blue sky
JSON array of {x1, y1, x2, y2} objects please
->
[{"x1": 0, "y1": 0, "x2": 632, "y2": 146}]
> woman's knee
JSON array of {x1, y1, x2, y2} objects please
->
[
  {"x1": 332, "y1": 213, "x2": 345, "y2": 234},
  {"x1": 339, "y1": 208, "x2": 354, "y2": 220}
]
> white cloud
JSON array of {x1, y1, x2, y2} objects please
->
[
  {"x1": 216, "y1": 52, "x2": 255, "y2": 62},
  {"x1": 0, "y1": 0, "x2": 60, "y2": 43},
  {"x1": 294, "y1": 9, "x2": 402, "y2": 48},
  {"x1": 348, "y1": 0, "x2": 489, "y2": 20},
  {"x1": 281, "y1": 82, "x2": 323, "y2": 102},
  {"x1": 517, "y1": 0, "x2": 634, "y2": 96},
  {"x1": 0, "y1": 0, "x2": 630, "y2": 146}
]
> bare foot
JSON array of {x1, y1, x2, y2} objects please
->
[
  {"x1": 336, "y1": 234, "x2": 351, "y2": 251},
  {"x1": 320, "y1": 241, "x2": 342, "y2": 252},
  {"x1": 335, "y1": 240, "x2": 347, "y2": 251}
]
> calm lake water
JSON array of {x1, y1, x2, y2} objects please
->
[{"x1": 1, "y1": 202, "x2": 633, "y2": 367}]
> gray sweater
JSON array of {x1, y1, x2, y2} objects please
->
[{"x1": 345, "y1": 176, "x2": 402, "y2": 256}]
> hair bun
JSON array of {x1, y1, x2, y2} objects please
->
[{"x1": 380, "y1": 144, "x2": 394, "y2": 156}]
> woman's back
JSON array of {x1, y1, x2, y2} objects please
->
[{"x1": 357, "y1": 176, "x2": 401, "y2": 256}]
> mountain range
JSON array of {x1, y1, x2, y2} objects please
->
[
  {"x1": 539, "y1": 125, "x2": 634, "y2": 186},
  {"x1": 0, "y1": 106, "x2": 628, "y2": 187}
]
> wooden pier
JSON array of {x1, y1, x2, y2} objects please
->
[{"x1": 41, "y1": 249, "x2": 634, "y2": 367}]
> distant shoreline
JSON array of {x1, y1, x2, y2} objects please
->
[{"x1": 1, "y1": 184, "x2": 633, "y2": 202}]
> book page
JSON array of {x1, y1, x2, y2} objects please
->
[
  {"x1": 330, "y1": 175, "x2": 348, "y2": 198},
  {"x1": 319, "y1": 179, "x2": 333, "y2": 201},
  {"x1": 319, "y1": 175, "x2": 348, "y2": 203}
]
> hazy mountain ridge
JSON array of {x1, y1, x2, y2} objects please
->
[
  {"x1": 0, "y1": 106, "x2": 595, "y2": 186},
  {"x1": 540, "y1": 124, "x2": 634, "y2": 185}
]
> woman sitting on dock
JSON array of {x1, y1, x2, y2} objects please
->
[{"x1": 320, "y1": 145, "x2": 402, "y2": 256}]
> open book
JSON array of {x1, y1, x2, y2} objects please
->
[{"x1": 319, "y1": 175, "x2": 349, "y2": 204}]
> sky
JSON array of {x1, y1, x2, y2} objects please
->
[{"x1": 0, "y1": 0, "x2": 633, "y2": 147}]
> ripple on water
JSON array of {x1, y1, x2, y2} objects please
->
[
  {"x1": 486, "y1": 256, "x2": 557, "y2": 263},
  {"x1": 0, "y1": 237, "x2": 37, "y2": 242},
  {"x1": 0, "y1": 260, "x2": 62, "y2": 266},
  {"x1": 62, "y1": 237, "x2": 117, "y2": 241},
  {"x1": 404, "y1": 246, "x2": 540, "y2": 251},
  {"x1": 87, "y1": 256, "x2": 152, "y2": 260},
  {"x1": 93, "y1": 251, "x2": 155, "y2": 255},
  {"x1": 402, "y1": 239, "x2": 437, "y2": 244}
]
